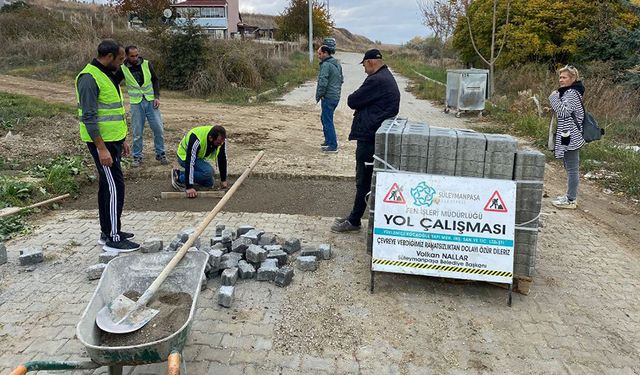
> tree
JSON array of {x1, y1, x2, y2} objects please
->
[
  {"x1": 109, "y1": 0, "x2": 170, "y2": 25},
  {"x1": 275, "y1": 0, "x2": 333, "y2": 41},
  {"x1": 417, "y1": 0, "x2": 465, "y2": 64},
  {"x1": 459, "y1": 0, "x2": 511, "y2": 98},
  {"x1": 452, "y1": 0, "x2": 639, "y2": 69}
]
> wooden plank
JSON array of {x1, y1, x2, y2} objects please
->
[{"x1": 161, "y1": 191, "x2": 226, "y2": 199}]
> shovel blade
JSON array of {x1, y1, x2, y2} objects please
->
[{"x1": 96, "y1": 294, "x2": 159, "y2": 334}]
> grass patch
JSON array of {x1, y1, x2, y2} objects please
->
[
  {"x1": 200, "y1": 51, "x2": 318, "y2": 105},
  {"x1": 0, "y1": 92, "x2": 75, "y2": 130},
  {"x1": 385, "y1": 55, "x2": 446, "y2": 102}
]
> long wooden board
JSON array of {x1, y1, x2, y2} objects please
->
[{"x1": 160, "y1": 191, "x2": 226, "y2": 199}]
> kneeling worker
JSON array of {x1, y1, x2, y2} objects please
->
[{"x1": 171, "y1": 125, "x2": 228, "y2": 198}]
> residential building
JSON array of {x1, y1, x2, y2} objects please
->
[{"x1": 172, "y1": 0, "x2": 240, "y2": 39}]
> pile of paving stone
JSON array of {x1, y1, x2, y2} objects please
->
[
  {"x1": 86, "y1": 225, "x2": 333, "y2": 309},
  {"x1": 368, "y1": 118, "x2": 545, "y2": 277}
]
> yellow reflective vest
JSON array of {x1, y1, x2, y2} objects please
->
[
  {"x1": 177, "y1": 126, "x2": 221, "y2": 161},
  {"x1": 75, "y1": 64, "x2": 127, "y2": 142},
  {"x1": 121, "y1": 60, "x2": 155, "y2": 104}
]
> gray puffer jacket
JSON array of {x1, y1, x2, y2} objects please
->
[{"x1": 315, "y1": 56, "x2": 343, "y2": 102}]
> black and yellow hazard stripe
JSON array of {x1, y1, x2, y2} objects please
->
[{"x1": 372, "y1": 258, "x2": 512, "y2": 278}]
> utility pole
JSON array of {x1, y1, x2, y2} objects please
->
[{"x1": 308, "y1": 0, "x2": 313, "y2": 63}]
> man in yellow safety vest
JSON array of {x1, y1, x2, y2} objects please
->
[
  {"x1": 119, "y1": 45, "x2": 167, "y2": 167},
  {"x1": 171, "y1": 125, "x2": 228, "y2": 198},
  {"x1": 76, "y1": 39, "x2": 140, "y2": 252}
]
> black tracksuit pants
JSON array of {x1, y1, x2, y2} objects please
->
[
  {"x1": 87, "y1": 140, "x2": 125, "y2": 242},
  {"x1": 348, "y1": 141, "x2": 375, "y2": 226}
]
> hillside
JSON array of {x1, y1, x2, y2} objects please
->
[{"x1": 240, "y1": 13, "x2": 375, "y2": 51}]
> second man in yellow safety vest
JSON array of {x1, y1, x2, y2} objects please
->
[
  {"x1": 119, "y1": 45, "x2": 167, "y2": 167},
  {"x1": 172, "y1": 125, "x2": 228, "y2": 198}
]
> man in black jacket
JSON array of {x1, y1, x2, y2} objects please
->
[{"x1": 332, "y1": 49, "x2": 400, "y2": 233}]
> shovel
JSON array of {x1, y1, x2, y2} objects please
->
[{"x1": 96, "y1": 151, "x2": 264, "y2": 334}]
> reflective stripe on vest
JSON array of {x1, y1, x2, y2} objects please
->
[
  {"x1": 75, "y1": 64, "x2": 127, "y2": 142},
  {"x1": 122, "y1": 60, "x2": 155, "y2": 104},
  {"x1": 177, "y1": 126, "x2": 221, "y2": 162}
]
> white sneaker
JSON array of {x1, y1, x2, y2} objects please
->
[{"x1": 552, "y1": 196, "x2": 577, "y2": 209}]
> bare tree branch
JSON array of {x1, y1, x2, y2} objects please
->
[{"x1": 494, "y1": 0, "x2": 511, "y2": 61}]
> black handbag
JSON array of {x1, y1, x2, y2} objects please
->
[{"x1": 572, "y1": 95, "x2": 604, "y2": 143}]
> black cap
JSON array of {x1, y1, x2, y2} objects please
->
[{"x1": 360, "y1": 49, "x2": 382, "y2": 64}]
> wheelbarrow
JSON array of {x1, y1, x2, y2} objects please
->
[{"x1": 10, "y1": 250, "x2": 209, "y2": 375}]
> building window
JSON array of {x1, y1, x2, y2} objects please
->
[
  {"x1": 207, "y1": 29, "x2": 226, "y2": 39},
  {"x1": 202, "y1": 7, "x2": 225, "y2": 18},
  {"x1": 177, "y1": 7, "x2": 200, "y2": 18}
]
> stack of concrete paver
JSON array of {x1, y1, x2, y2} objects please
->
[
  {"x1": 368, "y1": 118, "x2": 545, "y2": 278},
  {"x1": 81, "y1": 226, "x2": 333, "y2": 306},
  {"x1": 167, "y1": 225, "x2": 332, "y2": 308}
]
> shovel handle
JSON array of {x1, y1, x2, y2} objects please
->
[{"x1": 137, "y1": 151, "x2": 265, "y2": 306}]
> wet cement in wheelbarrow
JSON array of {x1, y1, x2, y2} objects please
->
[{"x1": 99, "y1": 291, "x2": 192, "y2": 347}]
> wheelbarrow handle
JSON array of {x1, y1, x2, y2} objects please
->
[
  {"x1": 167, "y1": 352, "x2": 181, "y2": 375},
  {"x1": 137, "y1": 151, "x2": 265, "y2": 307},
  {"x1": 9, "y1": 360, "x2": 100, "y2": 374}
]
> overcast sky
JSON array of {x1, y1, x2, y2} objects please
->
[{"x1": 240, "y1": 0, "x2": 427, "y2": 45}]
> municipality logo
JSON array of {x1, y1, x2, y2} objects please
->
[{"x1": 411, "y1": 182, "x2": 437, "y2": 207}]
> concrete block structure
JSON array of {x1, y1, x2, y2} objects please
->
[{"x1": 368, "y1": 118, "x2": 545, "y2": 277}]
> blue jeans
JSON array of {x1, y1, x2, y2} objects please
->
[
  {"x1": 563, "y1": 149, "x2": 580, "y2": 201},
  {"x1": 321, "y1": 98, "x2": 339, "y2": 149},
  {"x1": 131, "y1": 100, "x2": 165, "y2": 159},
  {"x1": 177, "y1": 158, "x2": 214, "y2": 187}
]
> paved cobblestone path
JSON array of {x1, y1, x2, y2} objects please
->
[
  {"x1": 1, "y1": 66, "x2": 639, "y2": 374},
  {"x1": 1, "y1": 201, "x2": 639, "y2": 374}
]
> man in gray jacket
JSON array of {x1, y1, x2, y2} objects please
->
[{"x1": 315, "y1": 45, "x2": 343, "y2": 153}]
